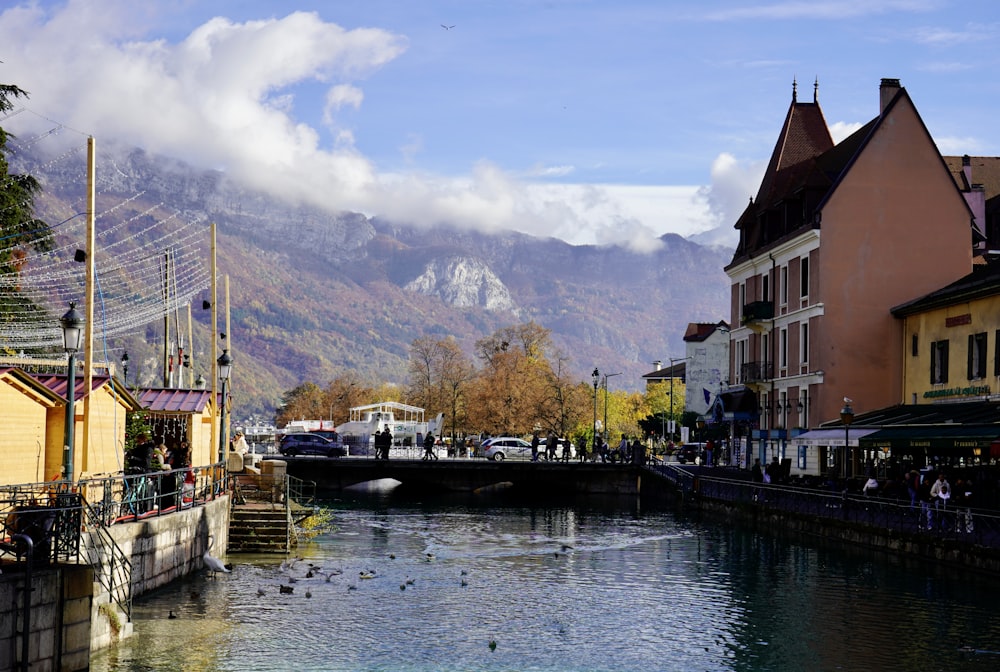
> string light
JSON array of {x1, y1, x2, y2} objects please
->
[{"x1": 0, "y1": 113, "x2": 213, "y2": 350}]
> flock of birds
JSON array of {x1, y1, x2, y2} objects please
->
[{"x1": 172, "y1": 534, "x2": 584, "y2": 653}]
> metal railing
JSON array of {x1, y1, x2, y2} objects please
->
[
  {"x1": 1, "y1": 465, "x2": 229, "y2": 621},
  {"x1": 232, "y1": 472, "x2": 315, "y2": 507},
  {"x1": 80, "y1": 497, "x2": 133, "y2": 620},
  {"x1": 646, "y1": 464, "x2": 1000, "y2": 550}
]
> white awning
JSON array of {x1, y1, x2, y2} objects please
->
[{"x1": 791, "y1": 428, "x2": 879, "y2": 447}]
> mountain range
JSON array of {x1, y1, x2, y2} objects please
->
[{"x1": 24, "y1": 144, "x2": 733, "y2": 420}]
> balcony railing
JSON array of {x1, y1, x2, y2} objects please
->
[
  {"x1": 740, "y1": 360, "x2": 774, "y2": 383},
  {"x1": 741, "y1": 300, "x2": 774, "y2": 324}
]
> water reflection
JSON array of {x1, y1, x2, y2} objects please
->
[{"x1": 92, "y1": 492, "x2": 1000, "y2": 671}]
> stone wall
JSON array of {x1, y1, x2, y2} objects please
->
[
  {"x1": 87, "y1": 495, "x2": 230, "y2": 654},
  {"x1": 0, "y1": 565, "x2": 93, "y2": 672}
]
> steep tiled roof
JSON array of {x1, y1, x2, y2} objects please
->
[
  {"x1": 138, "y1": 387, "x2": 213, "y2": 413},
  {"x1": 943, "y1": 156, "x2": 1000, "y2": 197},
  {"x1": 683, "y1": 321, "x2": 730, "y2": 342},
  {"x1": 753, "y1": 99, "x2": 834, "y2": 210}
]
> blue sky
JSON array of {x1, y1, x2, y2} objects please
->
[{"x1": 1, "y1": 0, "x2": 998, "y2": 250}]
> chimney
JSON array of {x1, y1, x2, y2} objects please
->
[
  {"x1": 653, "y1": 360, "x2": 662, "y2": 372},
  {"x1": 880, "y1": 78, "x2": 901, "y2": 114},
  {"x1": 963, "y1": 154, "x2": 972, "y2": 187}
]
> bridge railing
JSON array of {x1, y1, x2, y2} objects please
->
[{"x1": 654, "y1": 467, "x2": 1000, "y2": 550}]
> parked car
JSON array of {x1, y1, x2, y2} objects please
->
[
  {"x1": 279, "y1": 432, "x2": 347, "y2": 457},
  {"x1": 483, "y1": 437, "x2": 535, "y2": 461}
]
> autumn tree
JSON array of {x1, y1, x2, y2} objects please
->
[
  {"x1": 536, "y1": 351, "x2": 588, "y2": 437},
  {"x1": 408, "y1": 336, "x2": 475, "y2": 439},
  {"x1": 467, "y1": 322, "x2": 558, "y2": 436},
  {"x1": 0, "y1": 83, "x2": 54, "y2": 345},
  {"x1": 323, "y1": 374, "x2": 370, "y2": 425},
  {"x1": 275, "y1": 382, "x2": 325, "y2": 427}
]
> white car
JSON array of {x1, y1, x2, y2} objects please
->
[{"x1": 483, "y1": 437, "x2": 534, "y2": 461}]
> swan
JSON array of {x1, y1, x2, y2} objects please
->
[{"x1": 203, "y1": 535, "x2": 230, "y2": 578}]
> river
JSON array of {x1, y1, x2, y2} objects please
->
[{"x1": 91, "y1": 491, "x2": 1000, "y2": 671}]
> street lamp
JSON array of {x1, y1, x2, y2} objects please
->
[
  {"x1": 217, "y1": 348, "x2": 233, "y2": 462},
  {"x1": 60, "y1": 302, "x2": 85, "y2": 481},
  {"x1": 603, "y1": 372, "x2": 622, "y2": 443},
  {"x1": 840, "y1": 398, "x2": 854, "y2": 480},
  {"x1": 592, "y1": 368, "x2": 600, "y2": 454},
  {"x1": 120, "y1": 351, "x2": 129, "y2": 386}
]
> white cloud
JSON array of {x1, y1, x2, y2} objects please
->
[
  {"x1": 935, "y1": 135, "x2": 982, "y2": 155},
  {"x1": 0, "y1": 1, "x2": 727, "y2": 251},
  {"x1": 829, "y1": 121, "x2": 865, "y2": 143}
]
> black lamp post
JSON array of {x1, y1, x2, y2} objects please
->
[
  {"x1": 840, "y1": 398, "x2": 854, "y2": 480},
  {"x1": 592, "y1": 368, "x2": 600, "y2": 454},
  {"x1": 120, "y1": 351, "x2": 129, "y2": 386},
  {"x1": 60, "y1": 302, "x2": 85, "y2": 481},
  {"x1": 217, "y1": 349, "x2": 233, "y2": 462}
]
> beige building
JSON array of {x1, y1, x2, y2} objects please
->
[
  {"x1": 893, "y1": 264, "x2": 1000, "y2": 406},
  {"x1": 0, "y1": 368, "x2": 66, "y2": 486},
  {"x1": 33, "y1": 373, "x2": 141, "y2": 482}
]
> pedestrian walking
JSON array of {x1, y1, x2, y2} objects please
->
[
  {"x1": 531, "y1": 431, "x2": 540, "y2": 462},
  {"x1": 422, "y1": 432, "x2": 439, "y2": 460}
]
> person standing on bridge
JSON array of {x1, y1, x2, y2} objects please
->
[{"x1": 531, "y1": 431, "x2": 540, "y2": 462}]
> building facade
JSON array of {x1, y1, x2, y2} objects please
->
[
  {"x1": 682, "y1": 321, "x2": 730, "y2": 417},
  {"x1": 725, "y1": 78, "x2": 974, "y2": 472}
]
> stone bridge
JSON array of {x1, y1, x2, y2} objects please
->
[{"x1": 278, "y1": 458, "x2": 662, "y2": 496}]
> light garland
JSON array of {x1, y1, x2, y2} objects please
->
[{"x1": 0, "y1": 114, "x2": 213, "y2": 350}]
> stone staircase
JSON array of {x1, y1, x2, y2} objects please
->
[{"x1": 228, "y1": 504, "x2": 294, "y2": 553}]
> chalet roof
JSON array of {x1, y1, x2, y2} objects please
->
[
  {"x1": 642, "y1": 361, "x2": 686, "y2": 382},
  {"x1": 891, "y1": 261, "x2": 1000, "y2": 316},
  {"x1": 31, "y1": 373, "x2": 138, "y2": 409},
  {"x1": 682, "y1": 321, "x2": 730, "y2": 342},
  {"x1": 0, "y1": 367, "x2": 65, "y2": 406},
  {"x1": 138, "y1": 387, "x2": 213, "y2": 414}
]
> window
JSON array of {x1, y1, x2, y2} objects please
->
[
  {"x1": 801, "y1": 323, "x2": 810, "y2": 365},
  {"x1": 736, "y1": 339, "x2": 747, "y2": 384},
  {"x1": 968, "y1": 332, "x2": 987, "y2": 380},
  {"x1": 780, "y1": 266, "x2": 788, "y2": 305},
  {"x1": 911, "y1": 334, "x2": 918, "y2": 357},
  {"x1": 739, "y1": 282, "x2": 746, "y2": 322},
  {"x1": 931, "y1": 340, "x2": 949, "y2": 384},
  {"x1": 761, "y1": 274, "x2": 769, "y2": 302},
  {"x1": 800, "y1": 256, "x2": 810, "y2": 298},
  {"x1": 779, "y1": 328, "x2": 788, "y2": 370}
]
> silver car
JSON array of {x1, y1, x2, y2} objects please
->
[{"x1": 483, "y1": 437, "x2": 534, "y2": 461}]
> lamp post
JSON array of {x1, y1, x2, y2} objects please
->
[
  {"x1": 603, "y1": 372, "x2": 622, "y2": 444},
  {"x1": 592, "y1": 368, "x2": 600, "y2": 453},
  {"x1": 840, "y1": 398, "x2": 854, "y2": 480},
  {"x1": 120, "y1": 351, "x2": 129, "y2": 386},
  {"x1": 60, "y1": 302, "x2": 85, "y2": 481},
  {"x1": 217, "y1": 349, "x2": 233, "y2": 462}
]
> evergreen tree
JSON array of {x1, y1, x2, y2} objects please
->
[{"x1": 0, "y1": 83, "x2": 55, "y2": 346}]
